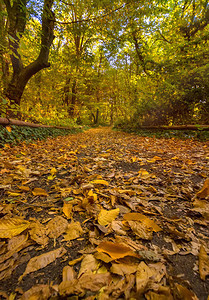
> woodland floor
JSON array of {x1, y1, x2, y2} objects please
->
[{"x1": 0, "y1": 127, "x2": 209, "y2": 300}]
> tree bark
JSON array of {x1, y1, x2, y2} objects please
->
[{"x1": 3, "y1": 0, "x2": 55, "y2": 105}]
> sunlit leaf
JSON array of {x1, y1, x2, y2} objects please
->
[
  {"x1": 97, "y1": 241, "x2": 138, "y2": 260},
  {"x1": 32, "y1": 188, "x2": 48, "y2": 196},
  {"x1": 0, "y1": 218, "x2": 30, "y2": 238},
  {"x1": 98, "y1": 208, "x2": 119, "y2": 226},
  {"x1": 91, "y1": 179, "x2": 109, "y2": 186}
]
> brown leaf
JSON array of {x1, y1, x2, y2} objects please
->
[
  {"x1": 124, "y1": 213, "x2": 162, "y2": 232},
  {"x1": 47, "y1": 216, "x2": 68, "y2": 238},
  {"x1": 62, "y1": 266, "x2": 76, "y2": 282},
  {"x1": 78, "y1": 254, "x2": 98, "y2": 278},
  {"x1": 29, "y1": 221, "x2": 49, "y2": 246},
  {"x1": 199, "y1": 244, "x2": 209, "y2": 280},
  {"x1": 110, "y1": 262, "x2": 138, "y2": 276},
  {"x1": 127, "y1": 220, "x2": 153, "y2": 240},
  {"x1": 59, "y1": 273, "x2": 111, "y2": 296},
  {"x1": 196, "y1": 178, "x2": 209, "y2": 198},
  {"x1": 19, "y1": 247, "x2": 66, "y2": 280},
  {"x1": 62, "y1": 202, "x2": 72, "y2": 219},
  {"x1": 20, "y1": 285, "x2": 52, "y2": 300}
]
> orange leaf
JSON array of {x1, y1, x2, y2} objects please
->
[
  {"x1": 97, "y1": 241, "x2": 138, "y2": 260},
  {"x1": 32, "y1": 188, "x2": 48, "y2": 196}
]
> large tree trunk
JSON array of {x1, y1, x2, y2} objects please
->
[{"x1": 3, "y1": 0, "x2": 55, "y2": 105}]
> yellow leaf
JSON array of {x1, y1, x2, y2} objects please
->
[
  {"x1": 6, "y1": 126, "x2": 12, "y2": 133},
  {"x1": 91, "y1": 179, "x2": 109, "y2": 186},
  {"x1": 196, "y1": 178, "x2": 209, "y2": 198},
  {"x1": 18, "y1": 185, "x2": 30, "y2": 192},
  {"x1": 147, "y1": 156, "x2": 162, "y2": 163},
  {"x1": 64, "y1": 222, "x2": 83, "y2": 241},
  {"x1": 50, "y1": 167, "x2": 57, "y2": 176},
  {"x1": 199, "y1": 244, "x2": 209, "y2": 280},
  {"x1": 0, "y1": 218, "x2": 30, "y2": 238},
  {"x1": 97, "y1": 241, "x2": 138, "y2": 260},
  {"x1": 124, "y1": 213, "x2": 162, "y2": 232},
  {"x1": 29, "y1": 221, "x2": 49, "y2": 246},
  {"x1": 32, "y1": 188, "x2": 48, "y2": 196},
  {"x1": 63, "y1": 202, "x2": 72, "y2": 219},
  {"x1": 174, "y1": 284, "x2": 199, "y2": 300},
  {"x1": 68, "y1": 255, "x2": 84, "y2": 266},
  {"x1": 138, "y1": 169, "x2": 150, "y2": 179},
  {"x1": 98, "y1": 208, "x2": 119, "y2": 226}
]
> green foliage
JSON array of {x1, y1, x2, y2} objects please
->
[{"x1": 0, "y1": 125, "x2": 83, "y2": 147}]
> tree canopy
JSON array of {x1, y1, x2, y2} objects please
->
[{"x1": 0, "y1": 0, "x2": 209, "y2": 126}]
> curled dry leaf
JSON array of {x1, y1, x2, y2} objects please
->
[
  {"x1": 0, "y1": 218, "x2": 30, "y2": 239},
  {"x1": 199, "y1": 244, "x2": 209, "y2": 280},
  {"x1": 97, "y1": 241, "x2": 139, "y2": 260},
  {"x1": 98, "y1": 208, "x2": 120, "y2": 226},
  {"x1": 47, "y1": 216, "x2": 68, "y2": 238},
  {"x1": 19, "y1": 247, "x2": 67, "y2": 280}
]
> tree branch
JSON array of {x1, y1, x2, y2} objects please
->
[{"x1": 55, "y1": 4, "x2": 126, "y2": 25}]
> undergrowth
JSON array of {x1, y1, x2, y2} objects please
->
[{"x1": 0, "y1": 125, "x2": 84, "y2": 147}]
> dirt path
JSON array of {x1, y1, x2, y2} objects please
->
[{"x1": 0, "y1": 127, "x2": 209, "y2": 299}]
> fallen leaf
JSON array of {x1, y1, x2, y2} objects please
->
[
  {"x1": 0, "y1": 218, "x2": 30, "y2": 238},
  {"x1": 196, "y1": 178, "x2": 209, "y2": 198},
  {"x1": 91, "y1": 179, "x2": 109, "y2": 186},
  {"x1": 98, "y1": 208, "x2": 120, "y2": 226},
  {"x1": 62, "y1": 266, "x2": 76, "y2": 282},
  {"x1": 199, "y1": 244, "x2": 209, "y2": 280},
  {"x1": 62, "y1": 202, "x2": 72, "y2": 219},
  {"x1": 19, "y1": 247, "x2": 66, "y2": 280},
  {"x1": 124, "y1": 213, "x2": 162, "y2": 232},
  {"x1": 32, "y1": 188, "x2": 48, "y2": 196},
  {"x1": 97, "y1": 241, "x2": 138, "y2": 260},
  {"x1": 64, "y1": 222, "x2": 83, "y2": 241},
  {"x1": 78, "y1": 254, "x2": 98, "y2": 278},
  {"x1": 47, "y1": 216, "x2": 68, "y2": 238},
  {"x1": 110, "y1": 262, "x2": 138, "y2": 276},
  {"x1": 20, "y1": 284, "x2": 51, "y2": 300},
  {"x1": 59, "y1": 273, "x2": 111, "y2": 296},
  {"x1": 29, "y1": 221, "x2": 49, "y2": 246}
]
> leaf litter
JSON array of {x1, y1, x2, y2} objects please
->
[{"x1": 0, "y1": 127, "x2": 209, "y2": 299}]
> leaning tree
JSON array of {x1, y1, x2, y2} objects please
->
[{"x1": 3, "y1": 0, "x2": 55, "y2": 105}]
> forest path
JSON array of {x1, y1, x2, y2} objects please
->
[{"x1": 0, "y1": 127, "x2": 209, "y2": 299}]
